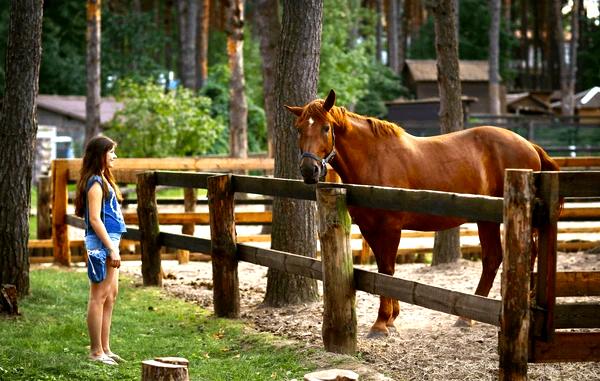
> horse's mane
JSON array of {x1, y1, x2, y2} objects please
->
[{"x1": 303, "y1": 99, "x2": 404, "y2": 138}]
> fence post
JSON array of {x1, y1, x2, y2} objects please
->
[
  {"x1": 37, "y1": 175, "x2": 52, "y2": 239},
  {"x1": 52, "y1": 159, "x2": 70, "y2": 266},
  {"x1": 533, "y1": 171, "x2": 559, "y2": 343},
  {"x1": 208, "y1": 174, "x2": 239, "y2": 318},
  {"x1": 499, "y1": 169, "x2": 534, "y2": 381},
  {"x1": 137, "y1": 171, "x2": 162, "y2": 286},
  {"x1": 316, "y1": 187, "x2": 356, "y2": 354},
  {"x1": 177, "y1": 188, "x2": 196, "y2": 264}
]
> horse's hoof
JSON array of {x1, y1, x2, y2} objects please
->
[
  {"x1": 454, "y1": 317, "x2": 473, "y2": 327},
  {"x1": 366, "y1": 329, "x2": 389, "y2": 339},
  {"x1": 386, "y1": 324, "x2": 398, "y2": 333}
]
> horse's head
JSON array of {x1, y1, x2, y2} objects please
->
[{"x1": 285, "y1": 89, "x2": 337, "y2": 184}]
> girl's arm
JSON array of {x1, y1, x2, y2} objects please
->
[{"x1": 88, "y1": 182, "x2": 121, "y2": 268}]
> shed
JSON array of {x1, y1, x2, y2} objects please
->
[
  {"x1": 550, "y1": 87, "x2": 600, "y2": 120},
  {"x1": 403, "y1": 59, "x2": 502, "y2": 114},
  {"x1": 385, "y1": 96, "x2": 478, "y2": 136},
  {"x1": 506, "y1": 92, "x2": 552, "y2": 115},
  {"x1": 36, "y1": 95, "x2": 123, "y2": 154}
]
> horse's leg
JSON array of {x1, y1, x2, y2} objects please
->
[
  {"x1": 361, "y1": 225, "x2": 401, "y2": 338},
  {"x1": 456, "y1": 221, "x2": 503, "y2": 327}
]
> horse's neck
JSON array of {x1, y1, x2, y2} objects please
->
[{"x1": 330, "y1": 116, "x2": 380, "y2": 184}]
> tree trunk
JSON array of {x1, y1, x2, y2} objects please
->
[
  {"x1": 397, "y1": 0, "x2": 406, "y2": 71},
  {"x1": 263, "y1": 0, "x2": 323, "y2": 307},
  {"x1": 375, "y1": 0, "x2": 383, "y2": 63},
  {"x1": 489, "y1": 0, "x2": 501, "y2": 115},
  {"x1": 254, "y1": 0, "x2": 280, "y2": 158},
  {"x1": 196, "y1": 0, "x2": 210, "y2": 90},
  {"x1": 427, "y1": 0, "x2": 463, "y2": 265},
  {"x1": 386, "y1": 0, "x2": 400, "y2": 73},
  {"x1": 519, "y1": 0, "x2": 530, "y2": 89},
  {"x1": 226, "y1": 0, "x2": 248, "y2": 159},
  {"x1": 177, "y1": 0, "x2": 198, "y2": 90},
  {"x1": 562, "y1": 0, "x2": 580, "y2": 116},
  {"x1": 0, "y1": 0, "x2": 43, "y2": 297},
  {"x1": 85, "y1": 0, "x2": 102, "y2": 147}
]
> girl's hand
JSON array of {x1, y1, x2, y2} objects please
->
[{"x1": 109, "y1": 248, "x2": 121, "y2": 268}]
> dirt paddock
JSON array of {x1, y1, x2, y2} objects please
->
[{"x1": 122, "y1": 251, "x2": 600, "y2": 381}]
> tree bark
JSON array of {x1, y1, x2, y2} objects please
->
[
  {"x1": 254, "y1": 0, "x2": 280, "y2": 158},
  {"x1": 263, "y1": 0, "x2": 323, "y2": 307},
  {"x1": 557, "y1": 0, "x2": 580, "y2": 116},
  {"x1": 85, "y1": 0, "x2": 102, "y2": 147},
  {"x1": 489, "y1": 0, "x2": 501, "y2": 115},
  {"x1": 0, "y1": 0, "x2": 43, "y2": 297},
  {"x1": 375, "y1": 0, "x2": 384, "y2": 63},
  {"x1": 177, "y1": 0, "x2": 198, "y2": 90},
  {"x1": 386, "y1": 0, "x2": 400, "y2": 73},
  {"x1": 426, "y1": 0, "x2": 463, "y2": 265},
  {"x1": 226, "y1": 0, "x2": 248, "y2": 158},
  {"x1": 397, "y1": 0, "x2": 406, "y2": 71},
  {"x1": 196, "y1": 0, "x2": 210, "y2": 90}
]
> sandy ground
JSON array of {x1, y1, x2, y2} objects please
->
[{"x1": 119, "y1": 250, "x2": 600, "y2": 381}]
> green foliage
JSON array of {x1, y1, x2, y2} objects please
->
[
  {"x1": 106, "y1": 79, "x2": 224, "y2": 157},
  {"x1": 355, "y1": 64, "x2": 408, "y2": 118},
  {"x1": 407, "y1": 0, "x2": 518, "y2": 84},
  {"x1": 578, "y1": 16, "x2": 600, "y2": 91},
  {"x1": 319, "y1": 0, "x2": 371, "y2": 106},
  {"x1": 0, "y1": 269, "x2": 317, "y2": 380},
  {"x1": 102, "y1": 8, "x2": 172, "y2": 93}
]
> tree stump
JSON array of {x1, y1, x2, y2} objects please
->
[
  {"x1": 0, "y1": 284, "x2": 19, "y2": 315},
  {"x1": 142, "y1": 359, "x2": 189, "y2": 381},
  {"x1": 304, "y1": 369, "x2": 359, "y2": 381}
]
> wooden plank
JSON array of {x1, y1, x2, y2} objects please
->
[
  {"x1": 532, "y1": 271, "x2": 600, "y2": 297},
  {"x1": 560, "y1": 207, "x2": 600, "y2": 221},
  {"x1": 155, "y1": 171, "x2": 212, "y2": 189},
  {"x1": 558, "y1": 171, "x2": 600, "y2": 198},
  {"x1": 233, "y1": 174, "x2": 504, "y2": 222},
  {"x1": 353, "y1": 269, "x2": 501, "y2": 325},
  {"x1": 208, "y1": 174, "x2": 240, "y2": 318},
  {"x1": 554, "y1": 156, "x2": 600, "y2": 168},
  {"x1": 534, "y1": 172, "x2": 559, "y2": 341},
  {"x1": 52, "y1": 160, "x2": 71, "y2": 266},
  {"x1": 64, "y1": 157, "x2": 274, "y2": 182},
  {"x1": 531, "y1": 332, "x2": 600, "y2": 362},
  {"x1": 137, "y1": 172, "x2": 162, "y2": 286},
  {"x1": 317, "y1": 187, "x2": 356, "y2": 354},
  {"x1": 237, "y1": 244, "x2": 323, "y2": 280},
  {"x1": 554, "y1": 303, "x2": 600, "y2": 329},
  {"x1": 122, "y1": 211, "x2": 273, "y2": 225},
  {"x1": 37, "y1": 176, "x2": 52, "y2": 239},
  {"x1": 159, "y1": 233, "x2": 211, "y2": 254},
  {"x1": 500, "y1": 169, "x2": 534, "y2": 381}
]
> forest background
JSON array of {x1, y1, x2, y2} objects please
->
[{"x1": 0, "y1": 0, "x2": 599, "y2": 158}]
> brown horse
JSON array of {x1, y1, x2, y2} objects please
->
[{"x1": 286, "y1": 89, "x2": 559, "y2": 337}]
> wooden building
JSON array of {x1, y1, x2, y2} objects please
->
[
  {"x1": 36, "y1": 95, "x2": 122, "y2": 154},
  {"x1": 505, "y1": 92, "x2": 552, "y2": 115},
  {"x1": 402, "y1": 59, "x2": 502, "y2": 114},
  {"x1": 551, "y1": 87, "x2": 600, "y2": 120}
]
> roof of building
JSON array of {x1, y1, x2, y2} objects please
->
[
  {"x1": 404, "y1": 59, "x2": 492, "y2": 82},
  {"x1": 386, "y1": 95, "x2": 478, "y2": 105},
  {"x1": 506, "y1": 92, "x2": 551, "y2": 114},
  {"x1": 550, "y1": 87, "x2": 600, "y2": 110},
  {"x1": 37, "y1": 95, "x2": 123, "y2": 125}
]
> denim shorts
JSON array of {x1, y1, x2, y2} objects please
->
[{"x1": 85, "y1": 233, "x2": 122, "y2": 253}]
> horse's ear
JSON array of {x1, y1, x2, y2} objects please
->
[
  {"x1": 323, "y1": 89, "x2": 336, "y2": 112},
  {"x1": 284, "y1": 105, "x2": 303, "y2": 117}
]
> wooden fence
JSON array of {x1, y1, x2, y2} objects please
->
[
  {"x1": 34, "y1": 156, "x2": 600, "y2": 264},
  {"x1": 41, "y1": 157, "x2": 600, "y2": 379},
  {"x1": 127, "y1": 168, "x2": 598, "y2": 380}
]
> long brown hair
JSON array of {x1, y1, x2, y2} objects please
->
[{"x1": 74, "y1": 136, "x2": 122, "y2": 217}]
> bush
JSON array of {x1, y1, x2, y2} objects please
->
[{"x1": 106, "y1": 79, "x2": 225, "y2": 157}]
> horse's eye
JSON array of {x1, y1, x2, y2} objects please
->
[{"x1": 322, "y1": 125, "x2": 330, "y2": 134}]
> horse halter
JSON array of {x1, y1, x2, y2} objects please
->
[{"x1": 299, "y1": 125, "x2": 336, "y2": 179}]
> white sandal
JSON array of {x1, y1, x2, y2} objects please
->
[{"x1": 89, "y1": 353, "x2": 118, "y2": 365}]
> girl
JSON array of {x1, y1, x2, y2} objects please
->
[{"x1": 74, "y1": 136, "x2": 127, "y2": 365}]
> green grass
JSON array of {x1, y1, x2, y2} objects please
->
[{"x1": 0, "y1": 269, "x2": 319, "y2": 381}]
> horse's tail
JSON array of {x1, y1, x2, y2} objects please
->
[
  {"x1": 532, "y1": 143, "x2": 560, "y2": 172},
  {"x1": 532, "y1": 143, "x2": 564, "y2": 213}
]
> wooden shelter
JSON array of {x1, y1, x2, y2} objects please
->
[
  {"x1": 551, "y1": 87, "x2": 600, "y2": 120},
  {"x1": 506, "y1": 92, "x2": 552, "y2": 115},
  {"x1": 402, "y1": 59, "x2": 503, "y2": 113}
]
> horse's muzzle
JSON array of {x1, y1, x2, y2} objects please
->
[{"x1": 300, "y1": 159, "x2": 321, "y2": 184}]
